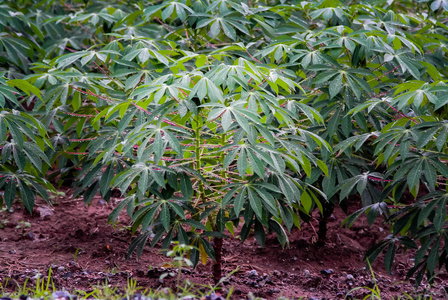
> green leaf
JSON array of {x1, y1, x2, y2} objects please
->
[
  {"x1": 301, "y1": 191, "x2": 312, "y2": 213},
  {"x1": 168, "y1": 201, "x2": 185, "y2": 218},
  {"x1": 247, "y1": 149, "x2": 264, "y2": 178},
  {"x1": 237, "y1": 149, "x2": 247, "y2": 177},
  {"x1": 180, "y1": 173, "x2": 193, "y2": 199},
  {"x1": 329, "y1": 73, "x2": 343, "y2": 99},
  {"x1": 233, "y1": 188, "x2": 246, "y2": 216},
  {"x1": 4, "y1": 179, "x2": 16, "y2": 208},
  {"x1": 160, "y1": 203, "x2": 170, "y2": 231},
  {"x1": 433, "y1": 200, "x2": 446, "y2": 231},
  {"x1": 426, "y1": 237, "x2": 440, "y2": 276},
  {"x1": 7, "y1": 79, "x2": 42, "y2": 100},
  {"x1": 18, "y1": 180, "x2": 34, "y2": 213},
  {"x1": 384, "y1": 243, "x2": 396, "y2": 274}
]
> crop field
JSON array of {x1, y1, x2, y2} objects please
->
[{"x1": 1, "y1": 0, "x2": 448, "y2": 299}]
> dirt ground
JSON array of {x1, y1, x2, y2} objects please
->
[{"x1": 0, "y1": 190, "x2": 446, "y2": 299}]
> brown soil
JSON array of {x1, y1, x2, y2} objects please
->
[{"x1": 0, "y1": 190, "x2": 446, "y2": 299}]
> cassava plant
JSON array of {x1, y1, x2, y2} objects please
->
[
  {"x1": 2, "y1": 0, "x2": 448, "y2": 287},
  {"x1": 26, "y1": 0, "x2": 329, "y2": 284}
]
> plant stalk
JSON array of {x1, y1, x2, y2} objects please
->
[{"x1": 212, "y1": 236, "x2": 223, "y2": 285}]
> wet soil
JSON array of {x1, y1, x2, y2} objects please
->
[{"x1": 0, "y1": 190, "x2": 446, "y2": 299}]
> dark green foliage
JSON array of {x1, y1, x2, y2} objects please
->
[{"x1": 1, "y1": 0, "x2": 448, "y2": 286}]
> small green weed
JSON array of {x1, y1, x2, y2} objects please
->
[{"x1": 16, "y1": 221, "x2": 31, "y2": 236}]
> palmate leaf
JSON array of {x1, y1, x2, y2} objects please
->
[{"x1": 0, "y1": 171, "x2": 54, "y2": 213}]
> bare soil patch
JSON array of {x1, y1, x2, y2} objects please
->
[{"x1": 0, "y1": 190, "x2": 445, "y2": 299}]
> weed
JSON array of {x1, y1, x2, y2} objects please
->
[
  {"x1": 163, "y1": 242, "x2": 196, "y2": 290},
  {"x1": 346, "y1": 260, "x2": 381, "y2": 299},
  {"x1": 16, "y1": 221, "x2": 31, "y2": 236},
  {"x1": 33, "y1": 268, "x2": 55, "y2": 298},
  {"x1": 73, "y1": 248, "x2": 81, "y2": 262}
]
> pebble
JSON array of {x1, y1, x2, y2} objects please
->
[
  {"x1": 248, "y1": 269, "x2": 258, "y2": 277},
  {"x1": 52, "y1": 291, "x2": 72, "y2": 300},
  {"x1": 268, "y1": 288, "x2": 280, "y2": 293},
  {"x1": 320, "y1": 269, "x2": 333, "y2": 275},
  {"x1": 346, "y1": 274, "x2": 354, "y2": 281},
  {"x1": 304, "y1": 269, "x2": 311, "y2": 277}
]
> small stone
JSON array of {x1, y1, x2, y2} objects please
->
[
  {"x1": 366, "y1": 280, "x2": 375, "y2": 288},
  {"x1": 205, "y1": 293, "x2": 223, "y2": 300},
  {"x1": 249, "y1": 281, "x2": 259, "y2": 288},
  {"x1": 346, "y1": 274, "x2": 354, "y2": 281},
  {"x1": 52, "y1": 291, "x2": 72, "y2": 300},
  {"x1": 268, "y1": 288, "x2": 280, "y2": 293},
  {"x1": 61, "y1": 272, "x2": 74, "y2": 278},
  {"x1": 378, "y1": 227, "x2": 384, "y2": 232},
  {"x1": 37, "y1": 206, "x2": 53, "y2": 220},
  {"x1": 320, "y1": 269, "x2": 333, "y2": 275},
  {"x1": 9, "y1": 250, "x2": 16, "y2": 254},
  {"x1": 292, "y1": 256, "x2": 298, "y2": 261},
  {"x1": 57, "y1": 266, "x2": 65, "y2": 272},
  {"x1": 309, "y1": 296, "x2": 319, "y2": 300},
  {"x1": 304, "y1": 269, "x2": 311, "y2": 277},
  {"x1": 248, "y1": 269, "x2": 258, "y2": 277},
  {"x1": 309, "y1": 288, "x2": 315, "y2": 292}
]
